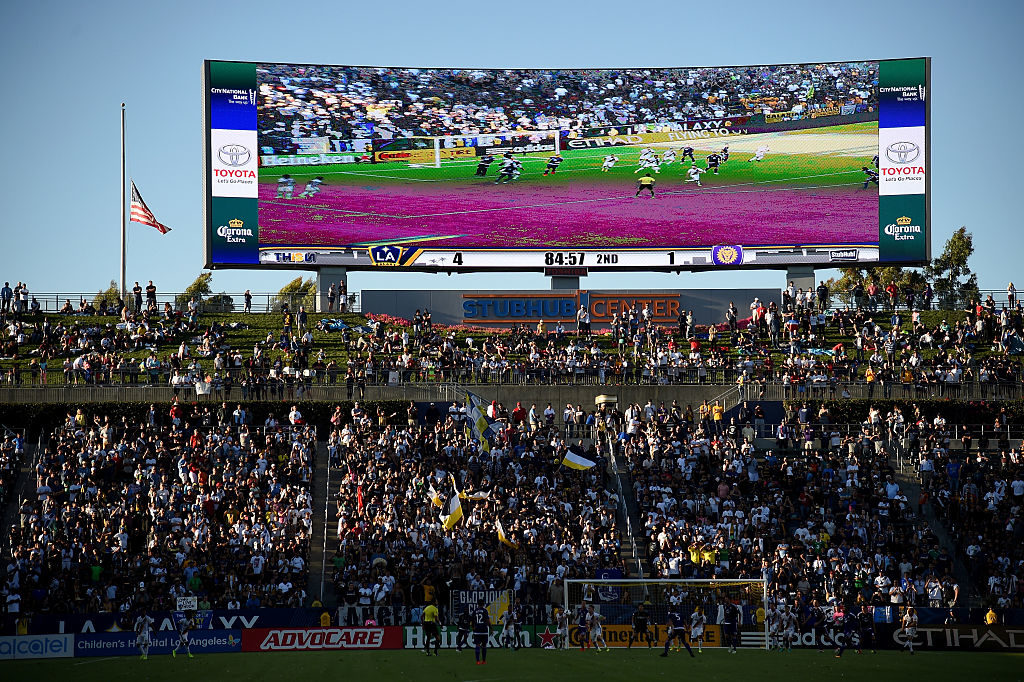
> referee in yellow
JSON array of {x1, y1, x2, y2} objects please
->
[
  {"x1": 423, "y1": 599, "x2": 442, "y2": 656},
  {"x1": 635, "y1": 172, "x2": 656, "y2": 197}
]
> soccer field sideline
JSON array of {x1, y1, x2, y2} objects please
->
[{"x1": 3, "y1": 648, "x2": 1020, "y2": 682}]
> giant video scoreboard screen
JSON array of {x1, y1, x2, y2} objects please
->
[{"x1": 203, "y1": 58, "x2": 929, "y2": 271}]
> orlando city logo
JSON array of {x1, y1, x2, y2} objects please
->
[{"x1": 711, "y1": 245, "x2": 743, "y2": 266}]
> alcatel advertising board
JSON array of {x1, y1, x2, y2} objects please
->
[{"x1": 203, "y1": 58, "x2": 929, "y2": 271}]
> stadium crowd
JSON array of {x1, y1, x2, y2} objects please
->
[
  {"x1": 327, "y1": 400, "x2": 620, "y2": 625},
  {"x1": 617, "y1": 399, "x2": 965, "y2": 616},
  {"x1": 256, "y1": 62, "x2": 878, "y2": 150},
  {"x1": 2, "y1": 403, "x2": 315, "y2": 616}
]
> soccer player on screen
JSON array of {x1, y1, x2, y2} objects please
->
[
  {"x1": 685, "y1": 165, "x2": 706, "y2": 187},
  {"x1": 601, "y1": 154, "x2": 619, "y2": 172},
  {"x1": 862, "y1": 166, "x2": 879, "y2": 189},
  {"x1": 722, "y1": 600, "x2": 740, "y2": 653},
  {"x1": 476, "y1": 153, "x2": 496, "y2": 176},
  {"x1": 706, "y1": 152, "x2": 723, "y2": 175},
  {"x1": 543, "y1": 153, "x2": 564, "y2": 175},
  {"x1": 297, "y1": 176, "x2": 323, "y2": 198},
  {"x1": 659, "y1": 608, "x2": 695, "y2": 658},
  {"x1": 748, "y1": 146, "x2": 770, "y2": 162},
  {"x1": 721, "y1": 145, "x2": 730, "y2": 162},
  {"x1": 473, "y1": 599, "x2": 491, "y2": 665},
  {"x1": 494, "y1": 157, "x2": 520, "y2": 184},
  {"x1": 635, "y1": 173, "x2": 656, "y2": 197},
  {"x1": 662, "y1": 148, "x2": 677, "y2": 166},
  {"x1": 276, "y1": 174, "x2": 295, "y2": 199},
  {"x1": 680, "y1": 146, "x2": 696, "y2": 163}
]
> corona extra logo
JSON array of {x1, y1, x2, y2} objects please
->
[
  {"x1": 229, "y1": 218, "x2": 244, "y2": 228},
  {"x1": 896, "y1": 216, "x2": 912, "y2": 226}
]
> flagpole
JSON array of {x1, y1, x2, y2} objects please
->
[{"x1": 120, "y1": 102, "x2": 126, "y2": 298}]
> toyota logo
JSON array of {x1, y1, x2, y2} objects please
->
[
  {"x1": 885, "y1": 141, "x2": 920, "y2": 164},
  {"x1": 218, "y1": 144, "x2": 251, "y2": 167}
]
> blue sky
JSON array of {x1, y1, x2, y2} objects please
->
[{"x1": 1, "y1": 0, "x2": 1020, "y2": 297}]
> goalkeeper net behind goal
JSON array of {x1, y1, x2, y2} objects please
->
[{"x1": 562, "y1": 578, "x2": 768, "y2": 650}]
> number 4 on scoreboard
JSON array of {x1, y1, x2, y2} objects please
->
[{"x1": 452, "y1": 253, "x2": 463, "y2": 265}]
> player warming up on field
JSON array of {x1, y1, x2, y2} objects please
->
[
  {"x1": 172, "y1": 611, "x2": 194, "y2": 658},
  {"x1": 587, "y1": 605, "x2": 609, "y2": 652},
  {"x1": 276, "y1": 174, "x2": 295, "y2": 199},
  {"x1": 636, "y1": 173, "x2": 656, "y2": 197},
  {"x1": 901, "y1": 607, "x2": 919, "y2": 655},
  {"x1": 297, "y1": 176, "x2": 323, "y2": 198},
  {"x1": 577, "y1": 603, "x2": 591, "y2": 651},
  {"x1": 690, "y1": 606, "x2": 707, "y2": 653},
  {"x1": 660, "y1": 608, "x2": 695, "y2": 658},
  {"x1": 543, "y1": 153, "x2": 564, "y2": 175},
  {"x1": 722, "y1": 600, "x2": 740, "y2": 653},
  {"x1": 135, "y1": 611, "x2": 155, "y2": 660},
  {"x1": 628, "y1": 604, "x2": 653, "y2": 648},
  {"x1": 473, "y1": 599, "x2": 491, "y2": 665}
]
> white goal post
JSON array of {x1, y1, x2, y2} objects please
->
[{"x1": 562, "y1": 578, "x2": 769, "y2": 651}]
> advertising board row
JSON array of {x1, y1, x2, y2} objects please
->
[{"x1": 6, "y1": 622, "x2": 1024, "y2": 659}]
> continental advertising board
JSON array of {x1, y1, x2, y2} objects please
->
[{"x1": 204, "y1": 58, "x2": 930, "y2": 271}]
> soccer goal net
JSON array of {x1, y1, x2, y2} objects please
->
[
  {"x1": 562, "y1": 578, "x2": 768, "y2": 650},
  {"x1": 381, "y1": 130, "x2": 561, "y2": 168}
]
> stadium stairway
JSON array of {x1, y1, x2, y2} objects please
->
[
  {"x1": 888, "y1": 444, "x2": 977, "y2": 606},
  {"x1": 611, "y1": 460, "x2": 650, "y2": 578},
  {"x1": 307, "y1": 440, "x2": 336, "y2": 609},
  {"x1": 0, "y1": 429, "x2": 38, "y2": 533}
]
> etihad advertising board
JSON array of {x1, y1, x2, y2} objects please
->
[{"x1": 203, "y1": 58, "x2": 930, "y2": 271}]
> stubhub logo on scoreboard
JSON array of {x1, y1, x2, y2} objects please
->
[{"x1": 462, "y1": 292, "x2": 681, "y2": 324}]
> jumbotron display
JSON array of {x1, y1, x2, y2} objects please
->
[{"x1": 203, "y1": 58, "x2": 929, "y2": 271}]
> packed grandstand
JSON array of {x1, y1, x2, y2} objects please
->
[
  {"x1": 1, "y1": 279, "x2": 1021, "y2": 657},
  {"x1": 255, "y1": 62, "x2": 878, "y2": 152}
]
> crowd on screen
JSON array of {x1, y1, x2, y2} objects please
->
[
  {"x1": 327, "y1": 399, "x2": 619, "y2": 625},
  {"x1": 255, "y1": 62, "x2": 878, "y2": 150},
  {"x1": 1, "y1": 404, "x2": 315, "y2": 617}
]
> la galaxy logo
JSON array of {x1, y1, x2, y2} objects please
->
[
  {"x1": 369, "y1": 245, "x2": 406, "y2": 267},
  {"x1": 711, "y1": 244, "x2": 743, "y2": 266}
]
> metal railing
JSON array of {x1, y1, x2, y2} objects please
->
[
  {"x1": 2, "y1": 291, "x2": 361, "y2": 315},
  {"x1": 607, "y1": 431, "x2": 644, "y2": 580}
]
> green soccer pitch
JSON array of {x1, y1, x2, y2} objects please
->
[
  {"x1": 257, "y1": 121, "x2": 878, "y2": 191},
  {"x1": 4, "y1": 648, "x2": 1019, "y2": 682}
]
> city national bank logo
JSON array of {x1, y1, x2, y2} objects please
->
[
  {"x1": 217, "y1": 219, "x2": 253, "y2": 244},
  {"x1": 711, "y1": 244, "x2": 743, "y2": 266},
  {"x1": 884, "y1": 216, "x2": 922, "y2": 241},
  {"x1": 211, "y1": 87, "x2": 257, "y2": 107},
  {"x1": 218, "y1": 144, "x2": 251, "y2": 166},
  {"x1": 369, "y1": 245, "x2": 406, "y2": 267},
  {"x1": 885, "y1": 141, "x2": 920, "y2": 164}
]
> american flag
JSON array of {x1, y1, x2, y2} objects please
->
[{"x1": 130, "y1": 181, "x2": 171, "y2": 234}]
